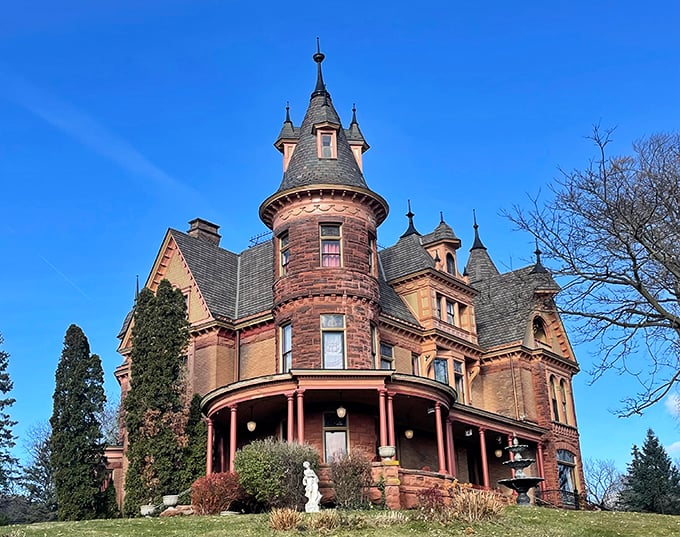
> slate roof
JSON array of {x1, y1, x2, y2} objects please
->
[
  {"x1": 379, "y1": 234, "x2": 435, "y2": 281},
  {"x1": 472, "y1": 266, "x2": 560, "y2": 349},
  {"x1": 422, "y1": 218, "x2": 459, "y2": 245},
  {"x1": 275, "y1": 55, "x2": 369, "y2": 193},
  {"x1": 171, "y1": 230, "x2": 240, "y2": 320}
]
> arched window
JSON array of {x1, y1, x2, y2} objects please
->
[
  {"x1": 560, "y1": 379, "x2": 569, "y2": 425},
  {"x1": 557, "y1": 449, "x2": 577, "y2": 505},
  {"x1": 446, "y1": 253, "x2": 455, "y2": 275},
  {"x1": 533, "y1": 317, "x2": 548, "y2": 345},
  {"x1": 550, "y1": 375, "x2": 560, "y2": 421}
]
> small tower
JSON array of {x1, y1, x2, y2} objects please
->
[{"x1": 260, "y1": 45, "x2": 389, "y2": 370}]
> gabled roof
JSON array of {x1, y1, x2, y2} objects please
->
[
  {"x1": 472, "y1": 266, "x2": 560, "y2": 349},
  {"x1": 171, "y1": 229, "x2": 240, "y2": 320}
]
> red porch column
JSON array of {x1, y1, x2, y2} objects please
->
[
  {"x1": 229, "y1": 405, "x2": 237, "y2": 473},
  {"x1": 296, "y1": 389, "x2": 305, "y2": 443},
  {"x1": 537, "y1": 442, "x2": 545, "y2": 490},
  {"x1": 435, "y1": 402, "x2": 446, "y2": 474},
  {"x1": 206, "y1": 417, "x2": 214, "y2": 475},
  {"x1": 386, "y1": 391, "x2": 396, "y2": 447},
  {"x1": 446, "y1": 417, "x2": 456, "y2": 477},
  {"x1": 479, "y1": 427, "x2": 490, "y2": 488},
  {"x1": 286, "y1": 392, "x2": 295, "y2": 443},
  {"x1": 378, "y1": 389, "x2": 387, "y2": 446}
]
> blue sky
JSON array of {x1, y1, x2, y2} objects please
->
[{"x1": 1, "y1": 1, "x2": 679, "y2": 473}]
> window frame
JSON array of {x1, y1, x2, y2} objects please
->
[
  {"x1": 434, "y1": 358, "x2": 449, "y2": 384},
  {"x1": 453, "y1": 360, "x2": 465, "y2": 401},
  {"x1": 446, "y1": 253, "x2": 455, "y2": 275},
  {"x1": 446, "y1": 299, "x2": 455, "y2": 325},
  {"x1": 280, "y1": 323, "x2": 292, "y2": 372},
  {"x1": 321, "y1": 314, "x2": 345, "y2": 369},
  {"x1": 320, "y1": 224, "x2": 342, "y2": 267},
  {"x1": 317, "y1": 129, "x2": 337, "y2": 159},
  {"x1": 550, "y1": 375, "x2": 560, "y2": 421},
  {"x1": 323, "y1": 412, "x2": 348, "y2": 463},
  {"x1": 279, "y1": 231, "x2": 290, "y2": 276},
  {"x1": 557, "y1": 449, "x2": 577, "y2": 505},
  {"x1": 379, "y1": 342, "x2": 394, "y2": 370}
]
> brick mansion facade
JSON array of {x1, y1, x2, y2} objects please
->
[{"x1": 109, "y1": 48, "x2": 585, "y2": 509}]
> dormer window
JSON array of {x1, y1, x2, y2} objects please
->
[{"x1": 317, "y1": 130, "x2": 337, "y2": 159}]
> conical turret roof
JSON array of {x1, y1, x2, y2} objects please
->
[{"x1": 275, "y1": 48, "x2": 368, "y2": 193}]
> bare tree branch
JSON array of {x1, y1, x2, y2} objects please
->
[{"x1": 506, "y1": 129, "x2": 680, "y2": 416}]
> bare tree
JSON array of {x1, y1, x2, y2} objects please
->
[
  {"x1": 584, "y1": 458, "x2": 623, "y2": 510},
  {"x1": 508, "y1": 128, "x2": 680, "y2": 416}
]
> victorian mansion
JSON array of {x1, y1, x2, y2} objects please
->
[{"x1": 110, "y1": 49, "x2": 585, "y2": 509}]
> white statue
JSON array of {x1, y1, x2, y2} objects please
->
[{"x1": 302, "y1": 461, "x2": 321, "y2": 513}]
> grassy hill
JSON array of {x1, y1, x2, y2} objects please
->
[{"x1": 4, "y1": 506, "x2": 680, "y2": 537}]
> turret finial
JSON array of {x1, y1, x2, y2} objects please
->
[
  {"x1": 400, "y1": 199, "x2": 421, "y2": 238},
  {"x1": 351, "y1": 103, "x2": 358, "y2": 125},
  {"x1": 470, "y1": 209, "x2": 487, "y2": 250},
  {"x1": 285, "y1": 101, "x2": 291, "y2": 123},
  {"x1": 312, "y1": 37, "x2": 329, "y2": 99},
  {"x1": 530, "y1": 237, "x2": 549, "y2": 273}
]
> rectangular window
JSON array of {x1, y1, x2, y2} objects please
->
[
  {"x1": 281, "y1": 323, "x2": 292, "y2": 372},
  {"x1": 557, "y1": 449, "x2": 577, "y2": 505},
  {"x1": 453, "y1": 361, "x2": 465, "y2": 401},
  {"x1": 323, "y1": 412, "x2": 348, "y2": 462},
  {"x1": 368, "y1": 236, "x2": 376, "y2": 275},
  {"x1": 279, "y1": 231, "x2": 290, "y2": 276},
  {"x1": 436, "y1": 294, "x2": 442, "y2": 319},
  {"x1": 321, "y1": 134, "x2": 333, "y2": 158},
  {"x1": 434, "y1": 358, "x2": 449, "y2": 384},
  {"x1": 321, "y1": 314, "x2": 345, "y2": 368},
  {"x1": 320, "y1": 224, "x2": 341, "y2": 267},
  {"x1": 379, "y1": 342, "x2": 393, "y2": 370},
  {"x1": 446, "y1": 300, "x2": 455, "y2": 324},
  {"x1": 411, "y1": 353, "x2": 420, "y2": 375},
  {"x1": 371, "y1": 325, "x2": 377, "y2": 365}
]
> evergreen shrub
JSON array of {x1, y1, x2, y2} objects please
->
[
  {"x1": 191, "y1": 473, "x2": 243, "y2": 515},
  {"x1": 234, "y1": 439, "x2": 319, "y2": 510}
]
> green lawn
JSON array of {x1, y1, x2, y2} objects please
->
[{"x1": 4, "y1": 507, "x2": 680, "y2": 537}]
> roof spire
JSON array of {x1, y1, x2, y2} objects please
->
[
  {"x1": 285, "y1": 101, "x2": 291, "y2": 123},
  {"x1": 440, "y1": 211, "x2": 445, "y2": 224},
  {"x1": 530, "y1": 238, "x2": 549, "y2": 274},
  {"x1": 135, "y1": 274, "x2": 139, "y2": 302},
  {"x1": 351, "y1": 103, "x2": 358, "y2": 125},
  {"x1": 470, "y1": 209, "x2": 487, "y2": 250},
  {"x1": 312, "y1": 37, "x2": 330, "y2": 99},
  {"x1": 400, "y1": 199, "x2": 421, "y2": 238}
]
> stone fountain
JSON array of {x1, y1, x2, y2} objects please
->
[{"x1": 497, "y1": 437, "x2": 544, "y2": 505}]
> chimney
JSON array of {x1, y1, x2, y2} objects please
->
[{"x1": 187, "y1": 218, "x2": 221, "y2": 246}]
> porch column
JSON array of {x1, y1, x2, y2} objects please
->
[
  {"x1": 446, "y1": 417, "x2": 456, "y2": 477},
  {"x1": 378, "y1": 389, "x2": 387, "y2": 446},
  {"x1": 386, "y1": 391, "x2": 396, "y2": 447},
  {"x1": 537, "y1": 442, "x2": 546, "y2": 490},
  {"x1": 479, "y1": 427, "x2": 490, "y2": 488},
  {"x1": 435, "y1": 402, "x2": 446, "y2": 474},
  {"x1": 296, "y1": 389, "x2": 305, "y2": 443},
  {"x1": 229, "y1": 405, "x2": 237, "y2": 473},
  {"x1": 286, "y1": 392, "x2": 295, "y2": 443},
  {"x1": 206, "y1": 417, "x2": 214, "y2": 475}
]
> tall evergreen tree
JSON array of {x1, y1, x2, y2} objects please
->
[
  {"x1": 619, "y1": 428, "x2": 680, "y2": 514},
  {"x1": 123, "y1": 279, "x2": 190, "y2": 515},
  {"x1": 0, "y1": 333, "x2": 18, "y2": 494},
  {"x1": 50, "y1": 324, "x2": 108, "y2": 520}
]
